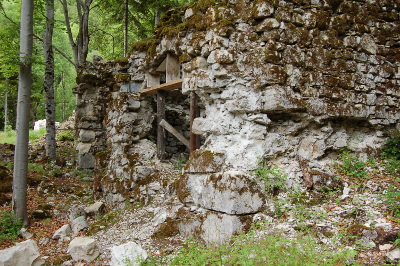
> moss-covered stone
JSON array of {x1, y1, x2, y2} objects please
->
[
  {"x1": 184, "y1": 149, "x2": 225, "y2": 174},
  {"x1": 114, "y1": 73, "x2": 131, "y2": 83},
  {"x1": 131, "y1": 38, "x2": 158, "y2": 57}
]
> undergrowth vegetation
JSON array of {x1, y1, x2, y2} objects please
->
[
  {"x1": 145, "y1": 230, "x2": 357, "y2": 265},
  {"x1": 0, "y1": 212, "x2": 22, "y2": 243},
  {"x1": 253, "y1": 163, "x2": 287, "y2": 195},
  {"x1": 0, "y1": 128, "x2": 47, "y2": 145}
]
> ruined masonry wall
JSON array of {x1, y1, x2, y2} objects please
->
[{"x1": 75, "y1": 0, "x2": 400, "y2": 237}]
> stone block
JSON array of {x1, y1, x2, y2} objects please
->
[
  {"x1": 110, "y1": 242, "x2": 148, "y2": 266},
  {"x1": 179, "y1": 170, "x2": 265, "y2": 215},
  {"x1": 184, "y1": 149, "x2": 225, "y2": 174},
  {"x1": 0, "y1": 239, "x2": 44, "y2": 266},
  {"x1": 68, "y1": 237, "x2": 100, "y2": 262},
  {"x1": 78, "y1": 153, "x2": 95, "y2": 169}
]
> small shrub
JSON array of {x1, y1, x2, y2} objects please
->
[
  {"x1": 51, "y1": 168, "x2": 63, "y2": 178},
  {"x1": 56, "y1": 131, "x2": 75, "y2": 141},
  {"x1": 28, "y1": 163, "x2": 46, "y2": 175},
  {"x1": 384, "y1": 159, "x2": 400, "y2": 177},
  {"x1": 336, "y1": 150, "x2": 367, "y2": 179},
  {"x1": 0, "y1": 212, "x2": 22, "y2": 242},
  {"x1": 253, "y1": 163, "x2": 287, "y2": 195},
  {"x1": 381, "y1": 129, "x2": 400, "y2": 160},
  {"x1": 174, "y1": 157, "x2": 187, "y2": 170},
  {"x1": 383, "y1": 185, "x2": 400, "y2": 219}
]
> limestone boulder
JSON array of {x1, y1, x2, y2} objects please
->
[
  {"x1": 110, "y1": 242, "x2": 148, "y2": 266},
  {"x1": 178, "y1": 209, "x2": 247, "y2": 243},
  {"x1": 68, "y1": 237, "x2": 100, "y2": 262},
  {"x1": 179, "y1": 170, "x2": 265, "y2": 215},
  {"x1": 84, "y1": 202, "x2": 106, "y2": 216},
  {"x1": 71, "y1": 216, "x2": 89, "y2": 234},
  {"x1": 52, "y1": 224, "x2": 72, "y2": 242},
  {"x1": 0, "y1": 239, "x2": 44, "y2": 266}
]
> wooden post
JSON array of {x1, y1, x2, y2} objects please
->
[
  {"x1": 190, "y1": 92, "x2": 201, "y2": 152},
  {"x1": 157, "y1": 90, "x2": 166, "y2": 159},
  {"x1": 166, "y1": 54, "x2": 180, "y2": 82}
]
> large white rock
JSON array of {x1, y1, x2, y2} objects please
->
[
  {"x1": 68, "y1": 237, "x2": 100, "y2": 262},
  {"x1": 110, "y1": 242, "x2": 148, "y2": 266},
  {"x1": 52, "y1": 224, "x2": 72, "y2": 242},
  {"x1": 71, "y1": 216, "x2": 89, "y2": 234},
  {"x1": 386, "y1": 248, "x2": 400, "y2": 261},
  {"x1": 0, "y1": 239, "x2": 44, "y2": 266},
  {"x1": 201, "y1": 213, "x2": 242, "y2": 243},
  {"x1": 84, "y1": 202, "x2": 106, "y2": 216},
  {"x1": 179, "y1": 170, "x2": 265, "y2": 215}
]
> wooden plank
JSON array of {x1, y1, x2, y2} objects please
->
[
  {"x1": 146, "y1": 72, "x2": 160, "y2": 87},
  {"x1": 141, "y1": 78, "x2": 183, "y2": 95},
  {"x1": 166, "y1": 54, "x2": 180, "y2": 82},
  {"x1": 159, "y1": 119, "x2": 190, "y2": 149},
  {"x1": 190, "y1": 93, "x2": 201, "y2": 152},
  {"x1": 157, "y1": 91, "x2": 166, "y2": 159}
]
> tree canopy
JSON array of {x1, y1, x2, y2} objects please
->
[{"x1": 0, "y1": 0, "x2": 194, "y2": 131}]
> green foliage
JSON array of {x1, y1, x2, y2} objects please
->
[
  {"x1": 168, "y1": 233, "x2": 357, "y2": 265},
  {"x1": 28, "y1": 163, "x2": 46, "y2": 175},
  {"x1": 336, "y1": 150, "x2": 367, "y2": 180},
  {"x1": 383, "y1": 159, "x2": 400, "y2": 177},
  {"x1": 174, "y1": 157, "x2": 187, "y2": 170},
  {"x1": 56, "y1": 130, "x2": 75, "y2": 141},
  {"x1": 381, "y1": 129, "x2": 400, "y2": 160},
  {"x1": 29, "y1": 128, "x2": 46, "y2": 142},
  {"x1": 51, "y1": 168, "x2": 63, "y2": 178},
  {"x1": 383, "y1": 186, "x2": 400, "y2": 220},
  {"x1": 0, "y1": 129, "x2": 16, "y2": 144},
  {"x1": 0, "y1": 212, "x2": 22, "y2": 243},
  {"x1": 253, "y1": 164, "x2": 287, "y2": 194}
]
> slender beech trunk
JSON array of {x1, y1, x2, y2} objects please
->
[
  {"x1": 154, "y1": 7, "x2": 160, "y2": 26},
  {"x1": 4, "y1": 78, "x2": 8, "y2": 131},
  {"x1": 44, "y1": 0, "x2": 56, "y2": 161},
  {"x1": 13, "y1": 0, "x2": 34, "y2": 226},
  {"x1": 123, "y1": 0, "x2": 128, "y2": 56},
  {"x1": 61, "y1": 0, "x2": 92, "y2": 73}
]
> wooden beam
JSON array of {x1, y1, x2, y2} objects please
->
[
  {"x1": 157, "y1": 91, "x2": 166, "y2": 160},
  {"x1": 166, "y1": 54, "x2": 180, "y2": 82},
  {"x1": 190, "y1": 93, "x2": 201, "y2": 152},
  {"x1": 141, "y1": 78, "x2": 183, "y2": 95},
  {"x1": 159, "y1": 119, "x2": 190, "y2": 149}
]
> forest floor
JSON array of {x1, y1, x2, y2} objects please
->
[{"x1": 0, "y1": 125, "x2": 400, "y2": 265}]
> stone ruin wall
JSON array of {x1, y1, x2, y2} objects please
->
[{"x1": 74, "y1": 0, "x2": 400, "y2": 242}]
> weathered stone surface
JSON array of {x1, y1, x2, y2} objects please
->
[
  {"x1": 386, "y1": 248, "x2": 400, "y2": 261},
  {"x1": 52, "y1": 224, "x2": 72, "y2": 242},
  {"x1": 0, "y1": 239, "x2": 44, "y2": 266},
  {"x1": 84, "y1": 202, "x2": 106, "y2": 216},
  {"x1": 179, "y1": 170, "x2": 265, "y2": 215},
  {"x1": 78, "y1": 153, "x2": 95, "y2": 169},
  {"x1": 79, "y1": 130, "x2": 96, "y2": 142},
  {"x1": 75, "y1": 0, "x2": 400, "y2": 208},
  {"x1": 110, "y1": 242, "x2": 148, "y2": 266},
  {"x1": 201, "y1": 213, "x2": 243, "y2": 243},
  {"x1": 71, "y1": 216, "x2": 89, "y2": 234},
  {"x1": 184, "y1": 149, "x2": 225, "y2": 174},
  {"x1": 68, "y1": 237, "x2": 100, "y2": 262}
]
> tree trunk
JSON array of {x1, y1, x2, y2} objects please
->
[
  {"x1": 4, "y1": 78, "x2": 8, "y2": 131},
  {"x1": 44, "y1": 0, "x2": 56, "y2": 161},
  {"x1": 123, "y1": 0, "x2": 128, "y2": 56},
  {"x1": 13, "y1": 0, "x2": 34, "y2": 226},
  {"x1": 154, "y1": 7, "x2": 160, "y2": 27},
  {"x1": 61, "y1": 0, "x2": 92, "y2": 72}
]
